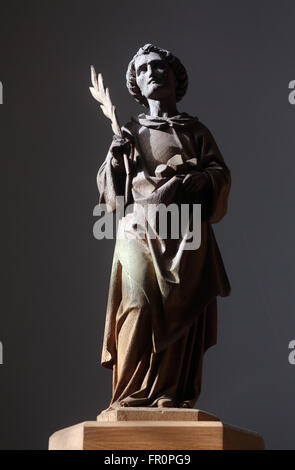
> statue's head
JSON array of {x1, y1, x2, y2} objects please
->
[{"x1": 126, "y1": 44, "x2": 188, "y2": 108}]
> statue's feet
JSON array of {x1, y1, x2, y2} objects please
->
[
  {"x1": 179, "y1": 400, "x2": 194, "y2": 408},
  {"x1": 119, "y1": 400, "x2": 129, "y2": 407},
  {"x1": 156, "y1": 398, "x2": 175, "y2": 408}
]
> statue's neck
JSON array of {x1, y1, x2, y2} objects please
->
[{"x1": 147, "y1": 99, "x2": 179, "y2": 118}]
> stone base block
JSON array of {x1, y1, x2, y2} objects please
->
[{"x1": 49, "y1": 408, "x2": 264, "y2": 450}]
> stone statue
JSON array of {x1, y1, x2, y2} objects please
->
[{"x1": 95, "y1": 44, "x2": 231, "y2": 410}]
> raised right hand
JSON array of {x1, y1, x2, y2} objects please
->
[{"x1": 110, "y1": 135, "x2": 132, "y2": 159}]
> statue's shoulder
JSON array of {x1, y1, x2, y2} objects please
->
[
  {"x1": 121, "y1": 116, "x2": 147, "y2": 148},
  {"x1": 191, "y1": 119, "x2": 221, "y2": 148},
  {"x1": 122, "y1": 116, "x2": 142, "y2": 135},
  {"x1": 190, "y1": 117, "x2": 211, "y2": 136},
  {"x1": 120, "y1": 117, "x2": 141, "y2": 147}
]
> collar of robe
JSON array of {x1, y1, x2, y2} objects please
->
[{"x1": 132, "y1": 112, "x2": 199, "y2": 130}]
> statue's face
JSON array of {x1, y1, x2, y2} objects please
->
[{"x1": 134, "y1": 52, "x2": 176, "y2": 102}]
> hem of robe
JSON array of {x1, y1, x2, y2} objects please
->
[{"x1": 108, "y1": 302, "x2": 216, "y2": 408}]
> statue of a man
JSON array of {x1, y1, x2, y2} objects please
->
[{"x1": 97, "y1": 44, "x2": 231, "y2": 409}]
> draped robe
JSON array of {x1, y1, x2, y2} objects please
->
[{"x1": 97, "y1": 113, "x2": 231, "y2": 408}]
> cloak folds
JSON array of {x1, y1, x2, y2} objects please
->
[{"x1": 97, "y1": 113, "x2": 231, "y2": 407}]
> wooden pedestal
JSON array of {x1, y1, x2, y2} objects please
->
[{"x1": 49, "y1": 408, "x2": 264, "y2": 450}]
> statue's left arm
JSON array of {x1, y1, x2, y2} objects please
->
[{"x1": 196, "y1": 123, "x2": 231, "y2": 224}]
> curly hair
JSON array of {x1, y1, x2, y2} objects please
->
[{"x1": 126, "y1": 44, "x2": 188, "y2": 108}]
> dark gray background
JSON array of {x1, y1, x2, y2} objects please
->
[{"x1": 1, "y1": 0, "x2": 294, "y2": 450}]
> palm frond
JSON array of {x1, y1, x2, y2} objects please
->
[{"x1": 89, "y1": 65, "x2": 121, "y2": 136}]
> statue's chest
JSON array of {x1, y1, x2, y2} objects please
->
[{"x1": 136, "y1": 127, "x2": 196, "y2": 174}]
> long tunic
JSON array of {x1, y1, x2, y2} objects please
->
[{"x1": 97, "y1": 113, "x2": 231, "y2": 408}]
